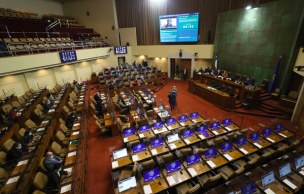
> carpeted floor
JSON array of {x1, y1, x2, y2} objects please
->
[{"x1": 85, "y1": 80, "x2": 302, "y2": 194}]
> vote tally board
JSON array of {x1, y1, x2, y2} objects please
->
[
  {"x1": 59, "y1": 51, "x2": 77, "y2": 63},
  {"x1": 114, "y1": 46, "x2": 127, "y2": 55}
]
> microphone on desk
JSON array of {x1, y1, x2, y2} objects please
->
[{"x1": 180, "y1": 169, "x2": 183, "y2": 174}]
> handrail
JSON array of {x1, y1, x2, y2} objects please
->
[
  {"x1": 46, "y1": 19, "x2": 61, "y2": 32},
  {"x1": 0, "y1": 23, "x2": 11, "y2": 38}
]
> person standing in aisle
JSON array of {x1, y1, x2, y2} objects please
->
[
  {"x1": 167, "y1": 91, "x2": 176, "y2": 111},
  {"x1": 183, "y1": 68, "x2": 188, "y2": 81},
  {"x1": 171, "y1": 86, "x2": 178, "y2": 106}
]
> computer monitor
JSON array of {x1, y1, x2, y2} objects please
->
[
  {"x1": 167, "y1": 118, "x2": 175, "y2": 125},
  {"x1": 159, "y1": 105, "x2": 164, "y2": 111},
  {"x1": 295, "y1": 155, "x2": 304, "y2": 169},
  {"x1": 250, "y1": 132, "x2": 260, "y2": 141},
  {"x1": 237, "y1": 137, "x2": 247, "y2": 147},
  {"x1": 153, "y1": 121, "x2": 163, "y2": 129},
  {"x1": 131, "y1": 99, "x2": 134, "y2": 104},
  {"x1": 183, "y1": 129, "x2": 194, "y2": 138},
  {"x1": 241, "y1": 181, "x2": 257, "y2": 194},
  {"x1": 186, "y1": 153, "x2": 200, "y2": 166},
  {"x1": 151, "y1": 138, "x2": 163, "y2": 148},
  {"x1": 123, "y1": 128, "x2": 135, "y2": 137},
  {"x1": 179, "y1": 115, "x2": 187, "y2": 122},
  {"x1": 221, "y1": 142, "x2": 233, "y2": 152},
  {"x1": 164, "y1": 110, "x2": 169, "y2": 116},
  {"x1": 152, "y1": 97, "x2": 155, "y2": 102},
  {"x1": 263, "y1": 128, "x2": 272, "y2": 137},
  {"x1": 148, "y1": 94, "x2": 151, "y2": 99},
  {"x1": 210, "y1": 122, "x2": 220, "y2": 130},
  {"x1": 118, "y1": 176, "x2": 137, "y2": 192},
  {"x1": 279, "y1": 163, "x2": 291, "y2": 177},
  {"x1": 140, "y1": 113, "x2": 144, "y2": 119},
  {"x1": 113, "y1": 148, "x2": 128, "y2": 160},
  {"x1": 167, "y1": 134, "x2": 179, "y2": 143},
  {"x1": 205, "y1": 147, "x2": 217, "y2": 159},
  {"x1": 190, "y1": 112, "x2": 199, "y2": 119},
  {"x1": 201, "y1": 132, "x2": 211, "y2": 137},
  {"x1": 143, "y1": 168, "x2": 160, "y2": 182},
  {"x1": 139, "y1": 125, "x2": 149, "y2": 133},
  {"x1": 261, "y1": 171, "x2": 275, "y2": 187},
  {"x1": 197, "y1": 126, "x2": 207, "y2": 133},
  {"x1": 166, "y1": 160, "x2": 181, "y2": 173},
  {"x1": 275, "y1": 123, "x2": 283, "y2": 132},
  {"x1": 133, "y1": 143, "x2": 146, "y2": 153},
  {"x1": 223, "y1": 118, "x2": 231, "y2": 126},
  {"x1": 137, "y1": 107, "x2": 140, "y2": 114}
]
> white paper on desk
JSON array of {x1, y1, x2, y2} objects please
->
[
  {"x1": 199, "y1": 135, "x2": 205, "y2": 139},
  {"x1": 64, "y1": 167, "x2": 73, "y2": 173},
  {"x1": 132, "y1": 155, "x2": 139, "y2": 161},
  {"x1": 61, "y1": 184, "x2": 72, "y2": 193},
  {"x1": 192, "y1": 120, "x2": 197, "y2": 123},
  {"x1": 151, "y1": 149, "x2": 158, "y2": 155},
  {"x1": 112, "y1": 161, "x2": 118, "y2": 168},
  {"x1": 279, "y1": 133, "x2": 287, "y2": 138},
  {"x1": 74, "y1": 123, "x2": 80, "y2": 126},
  {"x1": 123, "y1": 137, "x2": 128, "y2": 142},
  {"x1": 225, "y1": 127, "x2": 232, "y2": 131},
  {"x1": 185, "y1": 139, "x2": 191, "y2": 144},
  {"x1": 254, "y1": 143, "x2": 262, "y2": 148},
  {"x1": 212, "y1": 131, "x2": 219, "y2": 135},
  {"x1": 48, "y1": 109, "x2": 55, "y2": 113},
  {"x1": 283, "y1": 179, "x2": 297, "y2": 189},
  {"x1": 72, "y1": 131, "x2": 79, "y2": 135},
  {"x1": 37, "y1": 128, "x2": 44, "y2": 131},
  {"x1": 168, "y1": 126, "x2": 173, "y2": 130},
  {"x1": 139, "y1": 134, "x2": 145, "y2": 138},
  {"x1": 133, "y1": 116, "x2": 138, "y2": 118},
  {"x1": 265, "y1": 188, "x2": 276, "y2": 194},
  {"x1": 240, "y1": 148, "x2": 248, "y2": 154},
  {"x1": 188, "y1": 168, "x2": 197, "y2": 176},
  {"x1": 224, "y1": 154, "x2": 233, "y2": 161},
  {"x1": 17, "y1": 160, "x2": 28, "y2": 166},
  {"x1": 6, "y1": 176, "x2": 19, "y2": 184},
  {"x1": 42, "y1": 120, "x2": 49, "y2": 124},
  {"x1": 207, "y1": 161, "x2": 216, "y2": 168},
  {"x1": 68, "y1": 151, "x2": 77, "y2": 157},
  {"x1": 55, "y1": 101, "x2": 59, "y2": 103},
  {"x1": 16, "y1": 112, "x2": 22, "y2": 116},
  {"x1": 266, "y1": 138, "x2": 275, "y2": 143},
  {"x1": 180, "y1": 123, "x2": 185, "y2": 126},
  {"x1": 167, "y1": 176, "x2": 176, "y2": 186},
  {"x1": 78, "y1": 102, "x2": 83, "y2": 104},
  {"x1": 80, "y1": 95, "x2": 84, "y2": 98},
  {"x1": 300, "y1": 171, "x2": 304, "y2": 176},
  {"x1": 143, "y1": 185, "x2": 153, "y2": 194},
  {"x1": 169, "y1": 144, "x2": 177, "y2": 149}
]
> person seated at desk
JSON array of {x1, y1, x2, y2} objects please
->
[
  {"x1": 44, "y1": 99, "x2": 53, "y2": 110},
  {"x1": 108, "y1": 83, "x2": 115, "y2": 90},
  {"x1": 116, "y1": 82, "x2": 123, "y2": 89},
  {"x1": 113, "y1": 72, "x2": 119, "y2": 77},
  {"x1": 217, "y1": 70, "x2": 222, "y2": 76},
  {"x1": 66, "y1": 112, "x2": 76, "y2": 129},
  {"x1": 6, "y1": 142, "x2": 23, "y2": 164},
  {"x1": 118, "y1": 100, "x2": 128, "y2": 109},
  {"x1": 106, "y1": 73, "x2": 111, "y2": 78},
  {"x1": 44, "y1": 152, "x2": 64, "y2": 172},
  {"x1": 131, "y1": 80, "x2": 138, "y2": 86},
  {"x1": 118, "y1": 94, "x2": 123, "y2": 102},
  {"x1": 9, "y1": 108, "x2": 18, "y2": 119},
  {"x1": 21, "y1": 130, "x2": 34, "y2": 152},
  {"x1": 211, "y1": 69, "x2": 217, "y2": 76},
  {"x1": 199, "y1": 68, "x2": 203, "y2": 73},
  {"x1": 243, "y1": 77, "x2": 253, "y2": 85},
  {"x1": 46, "y1": 163, "x2": 72, "y2": 191},
  {"x1": 47, "y1": 93, "x2": 55, "y2": 103},
  {"x1": 205, "y1": 67, "x2": 211, "y2": 73},
  {"x1": 73, "y1": 80, "x2": 81, "y2": 90},
  {"x1": 222, "y1": 71, "x2": 228, "y2": 78},
  {"x1": 137, "y1": 62, "x2": 142, "y2": 68},
  {"x1": 96, "y1": 100, "x2": 104, "y2": 117},
  {"x1": 94, "y1": 92, "x2": 101, "y2": 103}
]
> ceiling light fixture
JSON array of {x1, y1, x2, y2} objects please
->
[{"x1": 246, "y1": 6, "x2": 252, "y2": 10}]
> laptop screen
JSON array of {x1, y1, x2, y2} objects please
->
[
  {"x1": 151, "y1": 138, "x2": 163, "y2": 148},
  {"x1": 279, "y1": 163, "x2": 291, "y2": 177},
  {"x1": 295, "y1": 155, "x2": 304, "y2": 169},
  {"x1": 136, "y1": 107, "x2": 140, "y2": 114},
  {"x1": 261, "y1": 171, "x2": 275, "y2": 187},
  {"x1": 197, "y1": 126, "x2": 207, "y2": 133},
  {"x1": 152, "y1": 97, "x2": 155, "y2": 102},
  {"x1": 223, "y1": 118, "x2": 231, "y2": 126},
  {"x1": 139, "y1": 125, "x2": 149, "y2": 133},
  {"x1": 133, "y1": 143, "x2": 146, "y2": 153},
  {"x1": 148, "y1": 94, "x2": 151, "y2": 99},
  {"x1": 186, "y1": 153, "x2": 200, "y2": 166},
  {"x1": 159, "y1": 105, "x2": 164, "y2": 111},
  {"x1": 167, "y1": 118, "x2": 175, "y2": 125},
  {"x1": 164, "y1": 110, "x2": 169, "y2": 116},
  {"x1": 113, "y1": 148, "x2": 128, "y2": 160},
  {"x1": 210, "y1": 122, "x2": 220, "y2": 130},
  {"x1": 205, "y1": 147, "x2": 217, "y2": 159},
  {"x1": 153, "y1": 122, "x2": 163, "y2": 129},
  {"x1": 201, "y1": 132, "x2": 210, "y2": 137},
  {"x1": 166, "y1": 160, "x2": 181, "y2": 173},
  {"x1": 250, "y1": 132, "x2": 260, "y2": 141},
  {"x1": 118, "y1": 176, "x2": 137, "y2": 192},
  {"x1": 237, "y1": 137, "x2": 247, "y2": 147},
  {"x1": 143, "y1": 168, "x2": 160, "y2": 182},
  {"x1": 275, "y1": 124, "x2": 283, "y2": 132},
  {"x1": 183, "y1": 129, "x2": 194, "y2": 138},
  {"x1": 241, "y1": 181, "x2": 257, "y2": 194},
  {"x1": 167, "y1": 134, "x2": 179, "y2": 143},
  {"x1": 221, "y1": 142, "x2": 233, "y2": 152},
  {"x1": 123, "y1": 128, "x2": 135, "y2": 137},
  {"x1": 179, "y1": 115, "x2": 187, "y2": 122},
  {"x1": 263, "y1": 128, "x2": 272, "y2": 137},
  {"x1": 190, "y1": 112, "x2": 199, "y2": 119}
]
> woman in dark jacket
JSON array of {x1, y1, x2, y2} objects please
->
[{"x1": 66, "y1": 112, "x2": 76, "y2": 129}]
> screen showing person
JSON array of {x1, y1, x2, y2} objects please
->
[
  {"x1": 250, "y1": 132, "x2": 260, "y2": 141},
  {"x1": 118, "y1": 176, "x2": 137, "y2": 192},
  {"x1": 237, "y1": 137, "x2": 247, "y2": 147},
  {"x1": 167, "y1": 118, "x2": 176, "y2": 125},
  {"x1": 275, "y1": 124, "x2": 283, "y2": 132},
  {"x1": 183, "y1": 129, "x2": 194, "y2": 138},
  {"x1": 123, "y1": 128, "x2": 135, "y2": 137},
  {"x1": 221, "y1": 142, "x2": 232, "y2": 152},
  {"x1": 223, "y1": 118, "x2": 231, "y2": 126},
  {"x1": 153, "y1": 121, "x2": 163, "y2": 129},
  {"x1": 210, "y1": 122, "x2": 220, "y2": 130},
  {"x1": 263, "y1": 128, "x2": 272, "y2": 137},
  {"x1": 279, "y1": 163, "x2": 291, "y2": 177},
  {"x1": 261, "y1": 171, "x2": 275, "y2": 187},
  {"x1": 167, "y1": 134, "x2": 179, "y2": 143},
  {"x1": 151, "y1": 138, "x2": 163, "y2": 148},
  {"x1": 166, "y1": 160, "x2": 181, "y2": 173},
  {"x1": 205, "y1": 147, "x2": 217, "y2": 159},
  {"x1": 143, "y1": 168, "x2": 160, "y2": 182},
  {"x1": 139, "y1": 125, "x2": 149, "y2": 133},
  {"x1": 179, "y1": 115, "x2": 187, "y2": 122},
  {"x1": 197, "y1": 126, "x2": 207, "y2": 133},
  {"x1": 190, "y1": 112, "x2": 199, "y2": 119},
  {"x1": 113, "y1": 148, "x2": 128, "y2": 160},
  {"x1": 133, "y1": 143, "x2": 146, "y2": 153},
  {"x1": 159, "y1": 105, "x2": 164, "y2": 111},
  {"x1": 295, "y1": 155, "x2": 304, "y2": 169},
  {"x1": 241, "y1": 181, "x2": 257, "y2": 194},
  {"x1": 186, "y1": 153, "x2": 200, "y2": 166},
  {"x1": 160, "y1": 17, "x2": 177, "y2": 29}
]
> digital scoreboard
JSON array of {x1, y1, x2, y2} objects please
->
[{"x1": 114, "y1": 46, "x2": 128, "y2": 55}]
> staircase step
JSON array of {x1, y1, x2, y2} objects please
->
[
  {"x1": 256, "y1": 106, "x2": 283, "y2": 116},
  {"x1": 259, "y1": 103, "x2": 277, "y2": 111}
]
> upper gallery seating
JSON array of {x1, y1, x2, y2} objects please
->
[
  {"x1": 0, "y1": 8, "x2": 40, "y2": 20},
  {"x1": 42, "y1": 14, "x2": 85, "y2": 28}
]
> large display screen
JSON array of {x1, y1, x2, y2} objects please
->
[
  {"x1": 114, "y1": 46, "x2": 127, "y2": 55},
  {"x1": 159, "y1": 12, "x2": 199, "y2": 43}
]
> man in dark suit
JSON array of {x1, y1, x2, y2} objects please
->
[
  {"x1": 47, "y1": 163, "x2": 71, "y2": 190},
  {"x1": 108, "y1": 83, "x2": 115, "y2": 90},
  {"x1": 43, "y1": 152, "x2": 63, "y2": 172},
  {"x1": 205, "y1": 67, "x2": 211, "y2": 73},
  {"x1": 243, "y1": 77, "x2": 253, "y2": 85},
  {"x1": 167, "y1": 92, "x2": 176, "y2": 111},
  {"x1": 6, "y1": 142, "x2": 23, "y2": 164},
  {"x1": 183, "y1": 68, "x2": 188, "y2": 81},
  {"x1": 95, "y1": 100, "x2": 104, "y2": 117},
  {"x1": 94, "y1": 92, "x2": 101, "y2": 102},
  {"x1": 21, "y1": 130, "x2": 34, "y2": 152}
]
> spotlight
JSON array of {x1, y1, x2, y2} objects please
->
[{"x1": 246, "y1": 6, "x2": 252, "y2": 10}]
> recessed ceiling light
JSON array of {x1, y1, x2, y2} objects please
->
[{"x1": 246, "y1": 6, "x2": 252, "y2": 10}]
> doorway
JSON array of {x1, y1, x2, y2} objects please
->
[
  {"x1": 180, "y1": 59, "x2": 191, "y2": 81},
  {"x1": 118, "y1": 57, "x2": 125, "y2": 66}
]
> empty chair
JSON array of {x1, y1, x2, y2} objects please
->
[
  {"x1": 24, "y1": 119, "x2": 39, "y2": 131},
  {"x1": 18, "y1": 96, "x2": 27, "y2": 105},
  {"x1": 258, "y1": 79, "x2": 269, "y2": 91},
  {"x1": 11, "y1": 101, "x2": 21, "y2": 108},
  {"x1": 55, "y1": 131, "x2": 69, "y2": 145},
  {"x1": 95, "y1": 120, "x2": 108, "y2": 138},
  {"x1": 0, "y1": 152, "x2": 6, "y2": 166},
  {"x1": 2, "y1": 139, "x2": 15, "y2": 152},
  {"x1": 33, "y1": 172, "x2": 58, "y2": 192},
  {"x1": 197, "y1": 173, "x2": 222, "y2": 190},
  {"x1": 118, "y1": 162, "x2": 138, "y2": 182},
  {"x1": 118, "y1": 115, "x2": 130, "y2": 123},
  {"x1": 32, "y1": 191, "x2": 46, "y2": 194},
  {"x1": 176, "y1": 182, "x2": 201, "y2": 194},
  {"x1": 287, "y1": 91, "x2": 299, "y2": 99},
  {"x1": 60, "y1": 123, "x2": 72, "y2": 136},
  {"x1": 117, "y1": 117, "x2": 130, "y2": 130},
  {"x1": 26, "y1": 91, "x2": 34, "y2": 98},
  {"x1": 38, "y1": 158, "x2": 48, "y2": 173},
  {"x1": 270, "y1": 88, "x2": 280, "y2": 99},
  {"x1": 50, "y1": 142, "x2": 67, "y2": 158},
  {"x1": 241, "y1": 97, "x2": 252, "y2": 109},
  {"x1": 22, "y1": 93, "x2": 30, "y2": 102},
  {"x1": 159, "y1": 153, "x2": 174, "y2": 166},
  {"x1": 140, "y1": 159, "x2": 155, "y2": 172},
  {"x1": 93, "y1": 114, "x2": 105, "y2": 125},
  {"x1": 59, "y1": 118, "x2": 66, "y2": 125},
  {"x1": 17, "y1": 128, "x2": 26, "y2": 140},
  {"x1": 146, "y1": 110, "x2": 154, "y2": 118},
  {"x1": 2, "y1": 104, "x2": 13, "y2": 115}
]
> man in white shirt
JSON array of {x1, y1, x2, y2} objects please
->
[{"x1": 183, "y1": 68, "x2": 188, "y2": 81}]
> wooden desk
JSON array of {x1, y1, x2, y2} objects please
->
[
  {"x1": 70, "y1": 131, "x2": 80, "y2": 140},
  {"x1": 179, "y1": 120, "x2": 194, "y2": 127},
  {"x1": 152, "y1": 127, "x2": 168, "y2": 135},
  {"x1": 123, "y1": 133, "x2": 139, "y2": 144},
  {"x1": 131, "y1": 149, "x2": 152, "y2": 163},
  {"x1": 149, "y1": 144, "x2": 170, "y2": 157},
  {"x1": 60, "y1": 166, "x2": 75, "y2": 185},
  {"x1": 234, "y1": 142, "x2": 259, "y2": 155},
  {"x1": 264, "y1": 133, "x2": 285, "y2": 144},
  {"x1": 68, "y1": 140, "x2": 79, "y2": 152},
  {"x1": 138, "y1": 129, "x2": 153, "y2": 139},
  {"x1": 219, "y1": 148, "x2": 244, "y2": 162},
  {"x1": 203, "y1": 154, "x2": 228, "y2": 169},
  {"x1": 162, "y1": 165, "x2": 191, "y2": 187},
  {"x1": 256, "y1": 177, "x2": 293, "y2": 194},
  {"x1": 190, "y1": 116, "x2": 205, "y2": 123},
  {"x1": 107, "y1": 84, "x2": 155, "y2": 97},
  {"x1": 275, "y1": 129, "x2": 295, "y2": 139},
  {"x1": 183, "y1": 160, "x2": 211, "y2": 178},
  {"x1": 11, "y1": 159, "x2": 30, "y2": 176},
  {"x1": 59, "y1": 183, "x2": 73, "y2": 194},
  {"x1": 248, "y1": 138, "x2": 272, "y2": 149},
  {"x1": 167, "y1": 140, "x2": 186, "y2": 151},
  {"x1": 114, "y1": 181, "x2": 143, "y2": 194},
  {"x1": 221, "y1": 123, "x2": 240, "y2": 132},
  {"x1": 64, "y1": 151, "x2": 77, "y2": 166},
  {"x1": 279, "y1": 96, "x2": 297, "y2": 110},
  {"x1": 104, "y1": 112, "x2": 111, "y2": 120},
  {"x1": 140, "y1": 174, "x2": 169, "y2": 194},
  {"x1": 166, "y1": 123, "x2": 181, "y2": 131},
  {"x1": 105, "y1": 119, "x2": 113, "y2": 127},
  {"x1": 195, "y1": 130, "x2": 215, "y2": 140},
  {"x1": 181, "y1": 134, "x2": 201, "y2": 145},
  {"x1": 71, "y1": 123, "x2": 81, "y2": 131},
  {"x1": 111, "y1": 155, "x2": 133, "y2": 171},
  {"x1": 0, "y1": 175, "x2": 21, "y2": 193},
  {"x1": 209, "y1": 127, "x2": 228, "y2": 136}
]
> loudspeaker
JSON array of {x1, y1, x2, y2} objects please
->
[
  {"x1": 126, "y1": 42, "x2": 130, "y2": 46},
  {"x1": 86, "y1": 12, "x2": 90, "y2": 16},
  {"x1": 179, "y1": 52, "x2": 182, "y2": 57},
  {"x1": 112, "y1": 26, "x2": 115, "y2": 30}
]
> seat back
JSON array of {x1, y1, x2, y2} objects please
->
[
  {"x1": 0, "y1": 167, "x2": 7, "y2": 180},
  {"x1": 55, "y1": 131, "x2": 66, "y2": 143},
  {"x1": 18, "y1": 97, "x2": 26, "y2": 105},
  {"x1": 25, "y1": 119, "x2": 37, "y2": 129},
  {"x1": 186, "y1": 184, "x2": 201, "y2": 194},
  {"x1": 179, "y1": 148, "x2": 193, "y2": 160},
  {"x1": 2, "y1": 104, "x2": 13, "y2": 115},
  {"x1": 59, "y1": 118, "x2": 65, "y2": 125},
  {"x1": 161, "y1": 153, "x2": 173, "y2": 164},
  {"x1": 18, "y1": 128, "x2": 26, "y2": 139},
  {"x1": 0, "y1": 151, "x2": 6, "y2": 166},
  {"x1": 68, "y1": 101, "x2": 74, "y2": 109},
  {"x1": 128, "y1": 140, "x2": 140, "y2": 149},
  {"x1": 118, "y1": 115, "x2": 128, "y2": 122},
  {"x1": 275, "y1": 88, "x2": 280, "y2": 94},
  {"x1": 131, "y1": 162, "x2": 138, "y2": 176},
  {"x1": 32, "y1": 190, "x2": 46, "y2": 194},
  {"x1": 60, "y1": 124, "x2": 68, "y2": 133},
  {"x1": 12, "y1": 101, "x2": 21, "y2": 108},
  {"x1": 26, "y1": 91, "x2": 33, "y2": 97},
  {"x1": 50, "y1": 142, "x2": 63, "y2": 155},
  {"x1": 34, "y1": 108, "x2": 44, "y2": 119},
  {"x1": 146, "y1": 110, "x2": 154, "y2": 117},
  {"x1": 117, "y1": 118, "x2": 123, "y2": 127},
  {"x1": 38, "y1": 157, "x2": 47, "y2": 172},
  {"x1": 140, "y1": 159, "x2": 155, "y2": 172},
  {"x1": 36, "y1": 104, "x2": 44, "y2": 111},
  {"x1": 2, "y1": 139, "x2": 15, "y2": 152},
  {"x1": 33, "y1": 172, "x2": 48, "y2": 190},
  {"x1": 95, "y1": 120, "x2": 102, "y2": 129},
  {"x1": 288, "y1": 91, "x2": 299, "y2": 99}
]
